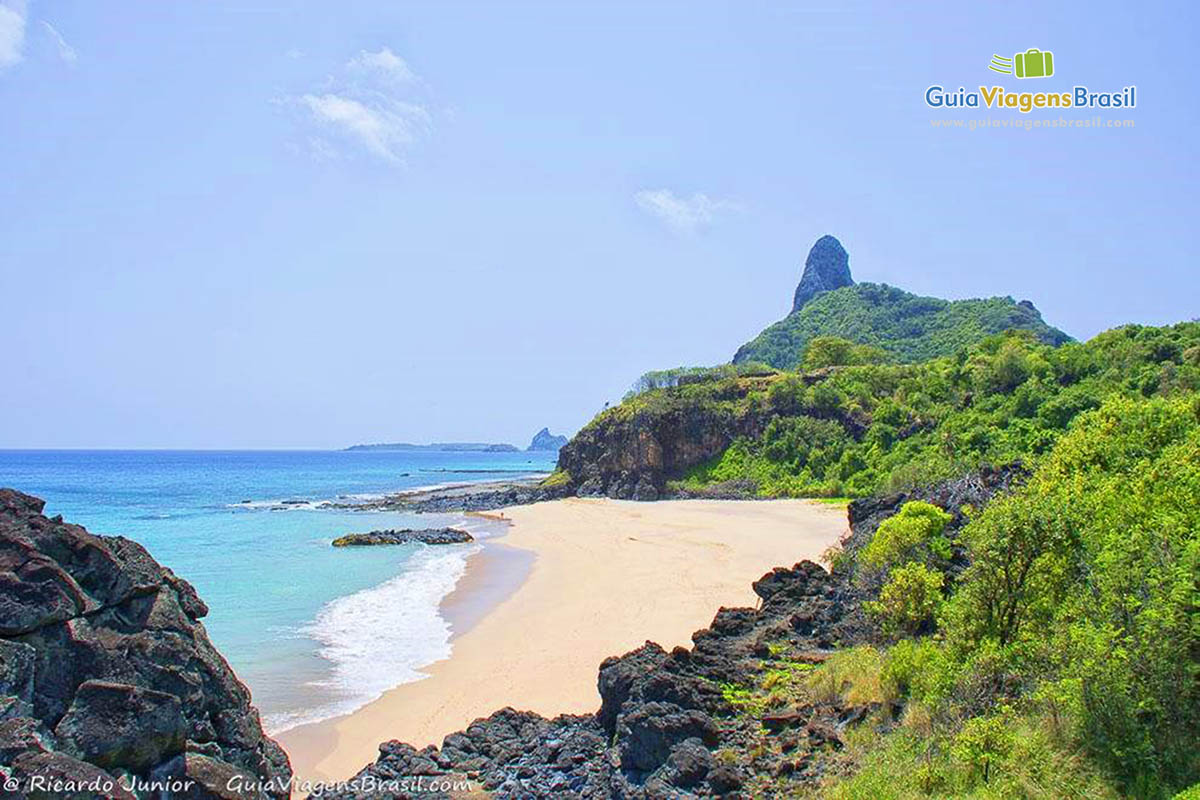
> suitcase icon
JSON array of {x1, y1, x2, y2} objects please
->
[{"x1": 1014, "y1": 48, "x2": 1054, "y2": 78}]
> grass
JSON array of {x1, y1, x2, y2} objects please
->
[
  {"x1": 806, "y1": 646, "x2": 893, "y2": 707},
  {"x1": 539, "y1": 468, "x2": 572, "y2": 488}
]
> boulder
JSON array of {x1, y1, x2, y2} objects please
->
[
  {"x1": 54, "y1": 680, "x2": 187, "y2": 771},
  {"x1": 616, "y1": 701, "x2": 719, "y2": 774}
]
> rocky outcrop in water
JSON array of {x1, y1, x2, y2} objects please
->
[
  {"x1": 527, "y1": 429, "x2": 568, "y2": 452},
  {"x1": 0, "y1": 489, "x2": 291, "y2": 799},
  {"x1": 791, "y1": 235, "x2": 854, "y2": 312},
  {"x1": 331, "y1": 529, "x2": 474, "y2": 547}
]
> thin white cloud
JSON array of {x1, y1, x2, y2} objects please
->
[
  {"x1": 287, "y1": 46, "x2": 431, "y2": 167},
  {"x1": 41, "y1": 20, "x2": 75, "y2": 64},
  {"x1": 0, "y1": 0, "x2": 27, "y2": 68},
  {"x1": 300, "y1": 93, "x2": 429, "y2": 165},
  {"x1": 347, "y1": 47, "x2": 415, "y2": 84},
  {"x1": 634, "y1": 189, "x2": 741, "y2": 234}
]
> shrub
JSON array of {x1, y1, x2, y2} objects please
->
[
  {"x1": 865, "y1": 562, "x2": 944, "y2": 635},
  {"x1": 859, "y1": 501, "x2": 953, "y2": 575}
]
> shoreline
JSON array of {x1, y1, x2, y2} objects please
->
[
  {"x1": 276, "y1": 497, "x2": 849, "y2": 785},
  {"x1": 267, "y1": 534, "x2": 534, "y2": 771}
]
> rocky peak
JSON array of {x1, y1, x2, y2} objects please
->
[
  {"x1": 528, "y1": 427, "x2": 568, "y2": 452},
  {"x1": 792, "y1": 235, "x2": 854, "y2": 312}
]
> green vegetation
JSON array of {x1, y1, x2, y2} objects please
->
[
  {"x1": 674, "y1": 322, "x2": 1200, "y2": 498},
  {"x1": 733, "y1": 282, "x2": 1071, "y2": 369},
  {"x1": 864, "y1": 561, "x2": 944, "y2": 635},
  {"x1": 589, "y1": 321, "x2": 1200, "y2": 798},
  {"x1": 625, "y1": 361, "x2": 776, "y2": 399},
  {"x1": 539, "y1": 468, "x2": 572, "y2": 488},
  {"x1": 802, "y1": 335, "x2": 891, "y2": 370},
  {"x1": 820, "y1": 394, "x2": 1200, "y2": 799},
  {"x1": 859, "y1": 501, "x2": 953, "y2": 575}
]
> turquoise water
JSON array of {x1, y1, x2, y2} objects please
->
[{"x1": 0, "y1": 449, "x2": 556, "y2": 730}]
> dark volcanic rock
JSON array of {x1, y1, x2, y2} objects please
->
[
  {"x1": 792, "y1": 234, "x2": 854, "y2": 312},
  {"x1": 331, "y1": 528, "x2": 474, "y2": 547},
  {"x1": 54, "y1": 680, "x2": 187, "y2": 771},
  {"x1": 616, "y1": 702, "x2": 719, "y2": 774},
  {"x1": 362, "y1": 483, "x2": 574, "y2": 514},
  {"x1": 528, "y1": 428, "x2": 569, "y2": 452},
  {"x1": 0, "y1": 488, "x2": 291, "y2": 799}
]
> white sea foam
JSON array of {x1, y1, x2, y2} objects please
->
[
  {"x1": 272, "y1": 544, "x2": 477, "y2": 732},
  {"x1": 226, "y1": 498, "x2": 334, "y2": 511}
]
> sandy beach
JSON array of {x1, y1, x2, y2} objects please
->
[{"x1": 278, "y1": 497, "x2": 849, "y2": 785}]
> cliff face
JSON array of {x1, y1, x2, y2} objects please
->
[
  {"x1": 554, "y1": 377, "x2": 784, "y2": 500},
  {"x1": 0, "y1": 489, "x2": 291, "y2": 798}
]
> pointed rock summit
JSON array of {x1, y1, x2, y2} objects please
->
[
  {"x1": 792, "y1": 235, "x2": 854, "y2": 312},
  {"x1": 528, "y1": 427, "x2": 568, "y2": 451}
]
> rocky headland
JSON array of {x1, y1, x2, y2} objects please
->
[
  {"x1": 0, "y1": 489, "x2": 291, "y2": 799},
  {"x1": 331, "y1": 528, "x2": 474, "y2": 547}
]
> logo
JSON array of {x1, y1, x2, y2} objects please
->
[
  {"x1": 989, "y1": 49, "x2": 1054, "y2": 79},
  {"x1": 924, "y1": 48, "x2": 1136, "y2": 114}
]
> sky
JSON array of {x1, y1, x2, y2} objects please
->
[{"x1": 1, "y1": 1, "x2": 1197, "y2": 449}]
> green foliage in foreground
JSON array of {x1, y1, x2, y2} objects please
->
[
  {"x1": 821, "y1": 395, "x2": 1200, "y2": 799},
  {"x1": 733, "y1": 282, "x2": 1072, "y2": 369},
  {"x1": 677, "y1": 322, "x2": 1200, "y2": 498}
]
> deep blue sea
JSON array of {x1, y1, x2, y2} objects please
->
[{"x1": 0, "y1": 449, "x2": 556, "y2": 731}]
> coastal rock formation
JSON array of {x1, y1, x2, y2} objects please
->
[
  {"x1": 331, "y1": 528, "x2": 474, "y2": 547},
  {"x1": 527, "y1": 428, "x2": 568, "y2": 452},
  {"x1": 555, "y1": 371, "x2": 839, "y2": 499},
  {"x1": 0, "y1": 489, "x2": 291, "y2": 799},
  {"x1": 342, "y1": 480, "x2": 574, "y2": 514},
  {"x1": 791, "y1": 234, "x2": 854, "y2": 312}
]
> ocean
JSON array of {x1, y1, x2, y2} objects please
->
[{"x1": 0, "y1": 448, "x2": 557, "y2": 732}]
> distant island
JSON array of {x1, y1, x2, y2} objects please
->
[
  {"x1": 345, "y1": 442, "x2": 520, "y2": 452},
  {"x1": 527, "y1": 427, "x2": 568, "y2": 451}
]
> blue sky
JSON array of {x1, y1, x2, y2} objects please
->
[{"x1": 1, "y1": 1, "x2": 1197, "y2": 448}]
